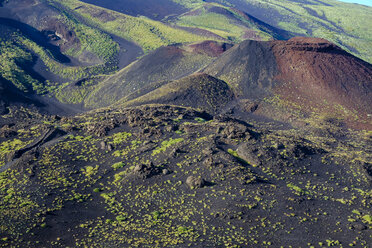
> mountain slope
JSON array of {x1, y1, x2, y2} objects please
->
[
  {"x1": 84, "y1": 41, "x2": 232, "y2": 109},
  {"x1": 80, "y1": 0, "x2": 187, "y2": 20},
  {"x1": 172, "y1": 2, "x2": 292, "y2": 42},
  {"x1": 208, "y1": 0, "x2": 372, "y2": 63},
  {"x1": 0, "y1": 76, "x2": 43, "y2": 114},
  {"x1": 54, "y1": 0, "x2": 214, "y2": 52},
  {"x1": 1, "y1": 0, "x2": 371, "y2": 111},
  {"x1": 0, "y1": 1, "x2": 371, "y2": 247},
  {"x1": 204, "y1": 37, "x2": 372, "y2": 128},
  {"x1": 272, "y1": 37, "x2": 372, "y2": 124},
  {"x1": 204, "y1": 39, "x2": 279, "y2": 98}
]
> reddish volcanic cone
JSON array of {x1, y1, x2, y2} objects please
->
[
  {"x1": 271, "y1": 37, "x2": 372, "y2": 128},
  {"x1": 204, "y1": 37, "x2": 372, "y2": 129}
]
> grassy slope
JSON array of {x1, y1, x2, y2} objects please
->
[
  {"x1": 0, "y1": 0, "x2": 120, "y2": 94},
  {"x1": 1, "y1": 0, "x2": 371, "y2": 106},
  {"x1": 308, "y1": 0, "x2": 372, "y2": 61},
  {"x1": 44, "y1": 0, "x2": 119, "y2": 64},
  {"x1": 169, "y1": 0, "x2": 372, "y2": 63},
  {"x1": 0, "y1": 0, "x2": 218, "y2": 100},
  {"x1": 0, "y1": 32, "x2": 118, "y2": 94},
  {"x1": 54, "y1": 0, "x2": 215, "y2": 52},
  {"x1": 174, "y1": 3, "x2": 273, "y2": 42},
  {"x1": 50, "y1": 0, "x2": 372, "y2": 67},
  {"x1": 0, "y1": 38, "x2": 41, "y2": 93}
]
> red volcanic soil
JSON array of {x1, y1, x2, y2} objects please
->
[
  {"x1": 271, "y1": 37, "x2": 372, "y2": 129},
  {"x1": 188, "y1": 41, "x2": 233, "y2": 57}
]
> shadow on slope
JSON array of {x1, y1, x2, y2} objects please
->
[
  {"x1": 80, "y1": 0, "x2": 187, "y2": 20},
  {"x1": 0, "y1": 18, "x2": 70, "y2": 64},
  {"x1": 120, "y1": 73, "x2": 235, "y2": 114},
  {"x1": 207, "y1": 4, "x2": 293, "y2": 40},
  {"x1": 0, "y1": 76, "x2": 43, "y2": 115}
]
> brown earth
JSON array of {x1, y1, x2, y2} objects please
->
[
  {"x1": 187, "y1": 40, "x2": 233, "y2": 57},
  {"x1": 271, "y1": 37, "x2": 372, "y2": 129}
]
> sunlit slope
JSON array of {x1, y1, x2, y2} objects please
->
[
  {"x1": 173, "y1": 2, "x2": 291, "y2": 42},
  {"x1": 54, "y1": 0, "x2": 215, "y2": 52},
  {"x1": 207, "y1": 0, "x2": 372, "y2": 63}
]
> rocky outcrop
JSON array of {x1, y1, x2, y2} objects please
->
[
  {"x1": 133, "y1": 162, "x2": 161, "y2": 179},
  {"x1": 186, "y1": 176, "x2": 205, "y2": 189}
]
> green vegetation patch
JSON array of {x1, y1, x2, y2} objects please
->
[
  {"x1": 19, "y1": 36, "x2": 117, "y2": 81},
  {"x1": 0, "y1": 39, "x2": 44, "y2": 93},
  {"x1": 48, "y1": 0, "x2": 119, "y2": 62},
  {"x1": 112, "y1": 162, "x2": 125, "y2": 170},
  {"x1": 55, "y1": 79, "x2": 98, "y2": 104},
  {"x1": 152, "y1": 138, "x2": 184, "y2": 155},
  {"x1": 111, "y1": 132, "x2": 132, "y2": 145},
  {"x1": 0, "y1": 138, "x2": 31, "y2": 167},
  {"x1": 176, "y1": 4, "x2": 272, "y2": 42}
]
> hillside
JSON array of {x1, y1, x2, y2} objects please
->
[
  {"x1": 213, "y1": 0, "x2": 372, "y2": 63},
  {"x1": 0, "y1": 1, "x2": 371, "y2": 247},
  {"x1": 0, "y1": 76, "x2": 42, "y2": 114},
  {"x1": 120, "y1": 73, "x2": 235, "y2": 113},
  {"x1": 84, "y1": 35, "x2": 372, "y2": 128},
  {"x1": 0, "y1": 0, "x2": 217, "y2": 99},
  {"x1": 1, "y1": 0, "x2": 372, "y2": 104},
  {"x1": 172, "y1": 2, "x2": 292, "y2": 42},
  {"x1": 84, "y1": 41, "x2": 232, "y2": 108},
  {"x1": 271, "y1": 37, "x2": 372, "y2": 127},
  {"x1": 80, "y1": 0, "x2": 187, "y2": 20},
  {"x1": 204, "y1": 37, "x2": 372, "y2": 128},
  {"x1": 0, "y1": 104, "x2": 371, "y2": 247}
]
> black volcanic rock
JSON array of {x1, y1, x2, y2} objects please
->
[{"x1": 0, "y1": 103, "x2": 370, "y2": 247}]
